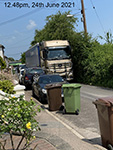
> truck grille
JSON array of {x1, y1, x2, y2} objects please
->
[{"x1": 50, "y1": 63, "x2": 71, "y2": 69}]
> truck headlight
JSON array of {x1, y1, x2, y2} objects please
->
[{"x1": 42, "y1": 89, "x2": 47, "y2": 94}]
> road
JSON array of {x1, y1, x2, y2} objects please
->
[{"x1": 25, "y1": 84, "x2": 113, "y2": 146}]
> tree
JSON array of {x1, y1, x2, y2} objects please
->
[
  {"x1": 8, "y1": 57, "x2": 15, "y2": 61},
  {"x1": 99, "y1": 30, "x2": 113, "y2": 44},
  {"x1": 31, "y1": 29, "x2": 46, "y2": 46},
  {"x1": 31, "y1": 11, "x2": 77, "y2": 46},
  {"x1": 71, "y1": 32, "x2": 95, "y2": 82},
  {"x1": 0, "y1": 56, "x2": 6, "y2": 70},
  {"x1": 21, "y1": 52, "x2": 25, "y2": 64}
]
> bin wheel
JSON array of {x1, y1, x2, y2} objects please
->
[
  {"x1": 107, "y1": 144, "x2": 113, "y2": 150},
  {"x1": 59, "y1": 105, "x2": 64, "y2": 111},
  {"x1": 75, "y1": 109, "x2": 79, "y2": 115},
  {"x1": 63, "y1": 108, "x2": 66, "y2": 114}
]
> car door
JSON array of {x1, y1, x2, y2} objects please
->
[
  {"x1": 21, "y1": 70, "x2": 25, "y2": 85},
  {"x1": 34, "y1": 77, "x2": 42, "y2": 97}
]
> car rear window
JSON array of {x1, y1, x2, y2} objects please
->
[
  {"x1": 39, "y1": 75, "x2": 63, "y2": 84},
  {"x1": 29, "y1": 69, "x2": 43, "y2": 74}
]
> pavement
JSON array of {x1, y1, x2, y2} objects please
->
[
  {"x1": 35, "y1": 105, "x2": 107, "y2": 150},
  {"x1": 0, "y1": 105, "x2": 107, "y2": 150},
  {"x1": 28, "y1": 95, "x2": 107, "y2": 150},
  {"x1": 0, "y1": 79, "x2": 107, "y2": 150}
]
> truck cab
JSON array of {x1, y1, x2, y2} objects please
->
[{"x1": 40, "y1": 40, "x2": 73, "y2": 80}]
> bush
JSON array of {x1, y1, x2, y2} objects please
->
[
  {"x1": 0, "y1": 56, "x2": 6, "y2": 70},
  {"x1": 0, "y1": 80, "x2": 15, "y2": 94},
  {"x1": 83, "y1": 43, "x2": 113, "y2": 87},
  {"x1": 71, "y1": 32, "x2": 93, "y2": 82},
  {"x1": 0, "y1": 73, "x2": 14, "y2": 83},
  {"x1": 0, "y1": 96, "x2": 41, "y2": 150}
]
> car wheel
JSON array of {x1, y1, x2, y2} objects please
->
[
  {"x1": 38, "y1": 93, "x2": 42, "y2": 102},
  {"x1": 108, "y1": 144, "x2": 113, "y2": 150},
  {"x1": 39, "y1": 93, "x2": 46, "y2": 104},
  {"x1": 19, "y1": 80, "x2": 22, "y2": 85},
  {"x1": 32, "y1": 88, "x2": 35, "y2": 97},
  {"x1": 25, "y1": 85, "x2": 30, "y2": 90}
]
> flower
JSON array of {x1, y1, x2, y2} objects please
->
[
  {"x1": 1, "y1": 115, "x2": 4, "y2": 118},
  {"x1": 33, "y1": 128, "x2": 36, "y2": 131},
  {"x1": 30, "y1": 97, "x2": 32, "y2": 100},
  {"x1": 13, "y1": 96, "x2": 15, "y2": 99},
  {"x1": 26, "y1": 122, "x2": 31, "y2": 129},
  {"x1": 33, "y1": 136, "x2": 36, "y2": 139},
  {"x1": 4, "y1": 121, "x2": 8, "y2": 124}
]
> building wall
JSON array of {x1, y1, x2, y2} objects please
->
[
  {"x1": 4, "y1": 57, "x2": 9, "y2": 68},
  {"x1": 0, "y1": 47, "x2": 4, "y2": 59}
]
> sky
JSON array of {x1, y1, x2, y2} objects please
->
[{"x1": 0, "y1": 0, "x2": 113, "y2": 60}]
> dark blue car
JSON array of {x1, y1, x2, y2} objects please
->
[
  {"x1": 21, "y1": 67, "x2": 45, "y2": 89},
  {"x1": 32, "y1": 74, "x2": 66, "y2": 103}
]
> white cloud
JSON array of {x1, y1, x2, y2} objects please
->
[{"x1": 27, "y1": 20, "x2": 37, "y2": 30}]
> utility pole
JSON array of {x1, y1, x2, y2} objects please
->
[{"x1": 81, "y1": 0, "x2": 87, "y2": 33}]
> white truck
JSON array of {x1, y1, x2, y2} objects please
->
[{"x1": 25, "y1": 40, "x2": 73, "y2": 80}]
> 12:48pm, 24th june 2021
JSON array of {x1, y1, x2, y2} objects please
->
[{"x1": 4, "y1": 2, "x2": 75, "y2": 8}]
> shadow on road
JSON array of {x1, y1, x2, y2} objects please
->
[{"x1": 82, "y1": 137, "x2": 102, "y2": 146}]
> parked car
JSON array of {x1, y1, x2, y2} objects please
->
[
  {"x1": 32, "y1": 74, "x2": 66, "y2": 103},
  {"x1": 19, "y1": 64, "x2": 26, "y2": 70},
  {"x1": 21, "y1": 67, "x2": 45, "y2": 89},
  {"x1": 19, "y1": 65, "x2": 28, "y2": 84},
  {"x1": 19, "y1": 68, "x2": 25, "y2": 84}
]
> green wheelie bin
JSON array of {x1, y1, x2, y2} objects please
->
[{"x1": 62, "y1": 83, "x2": 81, "y2": 114}]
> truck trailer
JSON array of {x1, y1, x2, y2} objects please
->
[{"x1": 25, "y1": 40, "x2": 73, "y2": 80}]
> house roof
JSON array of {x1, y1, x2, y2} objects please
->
[{"x1": 0, "y1": 44, "x2": 5, "y2": 49}]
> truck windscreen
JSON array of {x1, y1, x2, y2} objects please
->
[{"x1": 47, "y1": 47, "x2": 71, "y2": 60}]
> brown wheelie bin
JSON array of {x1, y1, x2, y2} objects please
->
[
  {"x1": 45, "y1": 83, "x2": 62, "y2": 111},
  {"x1": 93, "y1": 97, "x2": 113, "y2": 149}
]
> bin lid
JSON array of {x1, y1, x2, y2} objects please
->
[
  {"x1": 62, "y1": 83, "x2": 81, "y2": 88},
  {"x1": 94, "y1": 96, "x2": 113, "y2": 107},
  {"x1": 45, "y1": 83, "x2": 62, "y2": 89}
]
